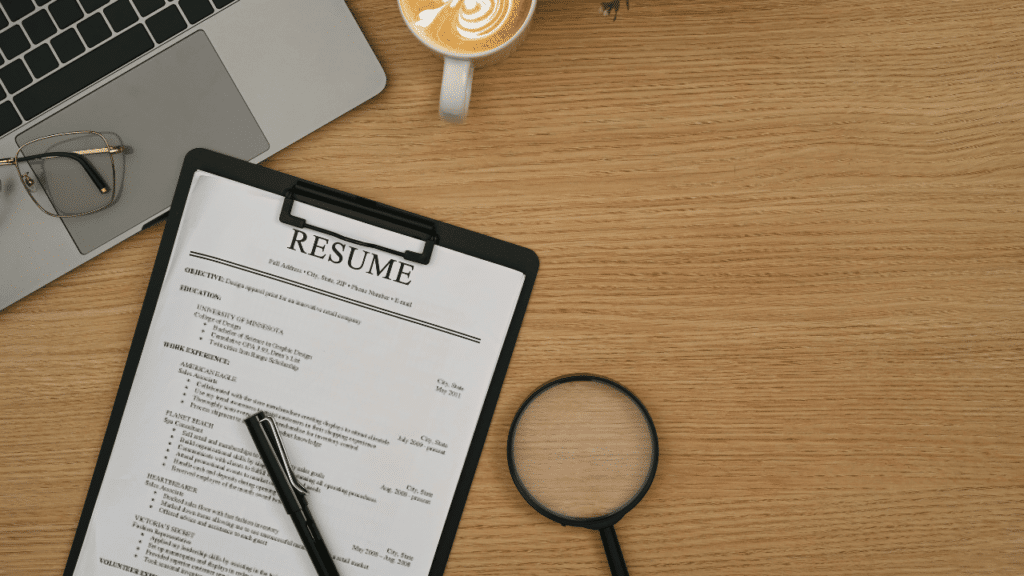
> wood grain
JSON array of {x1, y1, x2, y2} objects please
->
[{"x1": 2, "y1": 1, "x2": 1021, "y2": 575}]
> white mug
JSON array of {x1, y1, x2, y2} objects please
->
[{"x1": 398, "y1": 0, "x2": 538, "y2": 123}]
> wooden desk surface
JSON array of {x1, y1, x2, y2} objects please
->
[{"x1": 2, "y1": 1, "x2": 1021, "y2": 574}]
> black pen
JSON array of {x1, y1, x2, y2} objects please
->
[{"x1": 245, "y1": 411, "x2": 341, "y2": 576}]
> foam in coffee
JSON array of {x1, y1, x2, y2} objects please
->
[{"x1": 400, "y1": 0, "x2": 532, "y2": 55}]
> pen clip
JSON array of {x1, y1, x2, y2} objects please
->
[{"x1": 256, "y1": 413, "x2": 308, "y2": 495}]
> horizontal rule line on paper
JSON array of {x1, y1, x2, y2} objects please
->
[{"x1": 187, "y1": 251, "x2": 482, "y2": 343}]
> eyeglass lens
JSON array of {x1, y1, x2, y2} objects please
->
[{"x1": 17, "y1": 133, "x2": 121, "y2": 218}]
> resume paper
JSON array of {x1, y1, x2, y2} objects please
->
[{"x1": 72, "y1": 172, "x2": 525, "y2": 576}]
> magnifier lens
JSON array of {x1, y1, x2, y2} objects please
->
[
  {"x1": 508, "y1": 376, "x2": 658, "y2": 576},
  {"x1": 509, "y1": 379, "x2": 656, "y2": 521}
]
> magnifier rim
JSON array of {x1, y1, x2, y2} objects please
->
[{"x1": 506, "y1": 373, "x2": 659, "y2": 530}]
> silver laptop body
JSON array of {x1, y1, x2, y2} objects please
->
[{"x1": 0, "y1": 0, "x2": 386, "y2": 311}]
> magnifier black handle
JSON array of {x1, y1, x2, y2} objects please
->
[{"x1": 599, "y1": 526, "x2": 629, "y2": 576}]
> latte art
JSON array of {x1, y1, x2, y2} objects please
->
[{"x1": 400, "y1": 0, "x2": 531, "y2": 54}]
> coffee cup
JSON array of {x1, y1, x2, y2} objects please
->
[{"x1": 398, "y1": 0, "x2": 538, "y2": 123}]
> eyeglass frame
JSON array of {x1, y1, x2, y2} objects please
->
[{"x1": 0, "y1": 130, "x2": 129, "y2": 218}]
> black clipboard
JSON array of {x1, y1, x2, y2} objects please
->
[{"x1": 64, "y1": 149, "x2": 539, "y2": 576}]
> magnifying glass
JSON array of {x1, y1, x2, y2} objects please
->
[{"x1": 507, "y1": 374, "x2": 658, "y2": 576}]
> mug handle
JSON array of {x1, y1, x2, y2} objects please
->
[{"x1": 440, "y1": 57, "x2": 474, "y2": 124}]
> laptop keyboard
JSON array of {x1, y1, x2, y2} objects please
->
[{"x1": 0, "y1": 0, "x2": 238, "y2": 138}]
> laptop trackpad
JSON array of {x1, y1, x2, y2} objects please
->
[{"x1": 17, "y1": 31, "x2": 270, "y2": 255}]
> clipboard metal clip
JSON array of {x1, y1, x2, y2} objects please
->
[{"x1": 280, "y1": 181, "x2": 437, "y2": 265}]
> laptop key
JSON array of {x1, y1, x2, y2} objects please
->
[
  {"x1": 50, "y1": 27, "x2": 84, "y2": 61},
  {"x1": 146, "y1": 5, "x2": 184, "y2": 44},
  {"x1": 0, "y1": 59, "x2": 30, "y2": 94},
  {"x1": 78, "y1": 12, "x2": 111, "y2": 46},
  {"x1": 1, "y1": 0, "x2": 35, "y2": 21},
  {"x1": 49, "y1": 0, "x2": 85, "y2": 29},
  {"x1": 23, "y1": 10, "x2": 58, "y2": 44},
  {"x1": 0, "y1": 26, "x2": 30, "y2": 60},
  {"x1": 14, "y1": 23, "x2": 153, "y2": 120},
  {"x1": 212, "y1": 0, "x2": 235, "y2": 8},
  {"x1": 24, "y1": 43, "x2": 57, "y2": 77},
  {"x1": 104, "y1": 0, "x2": 137, "y2": 32},
  {"x1": 179, "y1": 0, "x2": 213, "y2": 24},
  {"x1": 0, "y1": 101, "x2": 21, "y2": 136},
  {"x1": 131, "y1": 0, "x2": 163, "y2": 17}
]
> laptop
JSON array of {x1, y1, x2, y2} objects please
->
[{"x1": 0, "y1": 0, "x2": 386, "y2": 311}]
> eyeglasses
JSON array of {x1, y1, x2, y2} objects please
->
[{"x1": 0, "y1": 131, "x2": 129, "y2": 218}]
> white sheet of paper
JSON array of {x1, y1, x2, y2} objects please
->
[{"x1": 72, "y1": 171, "x2": 525, "y2": 576}]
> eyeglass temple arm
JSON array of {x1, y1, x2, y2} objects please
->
[
  {"x1": 13, "y1": 151, "x2": 112, "y2": 194},
  {"x1": 0, "y1": 146, "x2": 124, "y2": 165}
]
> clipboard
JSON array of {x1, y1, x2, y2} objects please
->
[{"x1": 64, "y1": 149, "x2": 539, "y2": 576}]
